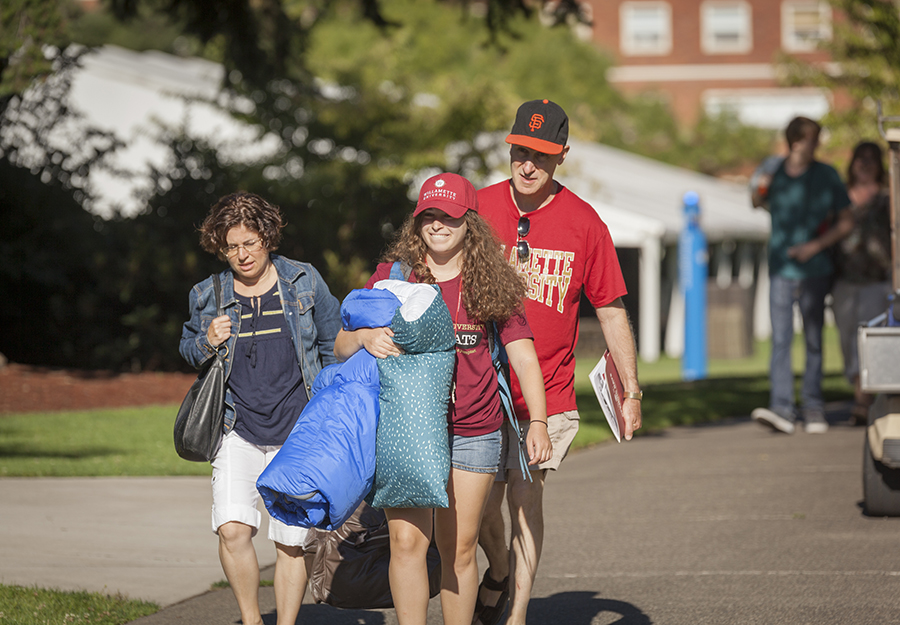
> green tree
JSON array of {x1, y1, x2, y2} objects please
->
[
  {"x1": 781, "y1": 0, "x2": 900, "y2": 163},
  {"x1": 305, "y1": 0, "x2": 773, "y2": 172},
  {"x1": 1, "y1": 0, "x2": 776, "y2": 371},
  {"x1": 0, "y1": 0, "x2": 74, "y2": 105}
]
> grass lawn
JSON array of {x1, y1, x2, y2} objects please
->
[
  {"x1": 0, "y1": 585, "x2": 158, "y2": 625},
  {"x1": 0, "y1": 405, "x2": 212, "y2": 477},
  {"x1": 572, "y1": 324, "x2": 852, "y2": 448},
  {"x1": 0, "y1": 326, "x2": 853, "y2": 477}
]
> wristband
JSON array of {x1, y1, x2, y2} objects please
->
[
  {"x1": 624, "y1": 390, "x2": 643, "y2": 401},
  {"x1": 531, "y1": 421, "x2": 549, "y2": 427}
]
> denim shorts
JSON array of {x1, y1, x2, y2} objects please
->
[{"x1": 450, "y1": 429, "x2": 502, "y2": 474}]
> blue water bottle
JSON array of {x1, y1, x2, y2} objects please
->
[{"x1": 679, "y1": 191, "x2": 708, "y2": 381}]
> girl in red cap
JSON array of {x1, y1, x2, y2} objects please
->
[{"x1": 335, "y1": 172, "x2": 551, "y2": 625}]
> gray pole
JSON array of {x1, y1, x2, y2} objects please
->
[
  {"x1": 887, "y1": 131, "x2": 900, "y2": 293},
  {"x1": 877, "y1": 103, "x2": 900, "y2": 294}
]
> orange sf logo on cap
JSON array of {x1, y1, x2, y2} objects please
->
[{"x1": 529, "y1": 114, "x2": 544, "y2": 132}]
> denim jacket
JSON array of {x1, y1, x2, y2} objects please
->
[{"x1": 179, "y1": 254, "x2": 341, "y2": 433}]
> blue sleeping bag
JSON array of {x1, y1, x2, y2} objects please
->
[
  {"x1": 256, "y1": 289, "x2": 401, "y2": 530},
  {"x1": 257, "y1": 280, "x2": 455, "y2": 527}
]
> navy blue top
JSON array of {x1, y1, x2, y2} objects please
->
[{"x1": 230, "y1": 283, "x2": 308, "y2": 446}]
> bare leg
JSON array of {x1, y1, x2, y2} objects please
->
[
  {"x1": 274, "y1": 543, "x2": 307, "y2": 625},
  {"x1": 505, "y1": 469, "x2": 546, "y2": 625},
  {"x1": 218, "y1": 521, "x2": 263, "y2": 625},
  {"x1": 474, "y1": 481, "x2": 509, "y2": 624},
  {"x1": 435, "y1": 468, "x2": 496, "y2": 625},
  {"x1": 385, "y1": 508, "x2": 433, "y2": 625}
]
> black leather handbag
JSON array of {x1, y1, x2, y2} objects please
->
[{"x1": 174, "y1": 273, "x2": 227, "y2": 462}]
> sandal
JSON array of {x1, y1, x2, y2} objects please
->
[{"x1": 473, "y1": 568, "x2": 509, "y2": 625}]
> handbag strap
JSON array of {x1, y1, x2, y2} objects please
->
[
  {"x1": 211, "y1": 273, "x2": 228, "y2": 359},
  {"x1": 213, "y1": 273, "x2": 223, "y2": 316}
]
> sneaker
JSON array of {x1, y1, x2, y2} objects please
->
[
  {"x1": 803, "y1": 409, "x2": 829, "y2": 434},
  {"x1": 751, "y1": 407, "x2": 796, "y2": 434}
]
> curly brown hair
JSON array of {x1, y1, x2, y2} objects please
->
[
  {"x1": 198, "y1": 192, "x2": 284, "y2": 260},
  {"x1": 382, "y1": 210, "x2": 526, "y2": 323}
]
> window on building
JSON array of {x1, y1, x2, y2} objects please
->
[
  {"x1": 620, "y1": 2, "x2": 673, "y2": 56},
  {"x1": 701, "y1": 2, "x2": 752, "y2": 54},
  {"x1": 703, "y1": 88, "x2": 831, "y2": 129},
  {"x1": 782, "y1": 1, "x2": 832, "y2": 52}
]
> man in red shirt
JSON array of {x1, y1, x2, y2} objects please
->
[{"x1": 474, "y1": 99, "x2": 642, "y2": 625}]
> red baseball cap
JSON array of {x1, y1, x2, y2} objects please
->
[
  {"x1": 505, "y1": 99, "x2": 568, "y2": 155},
  {"x1": 413, "y1": 172, "x2": 479, "y2": 218}
]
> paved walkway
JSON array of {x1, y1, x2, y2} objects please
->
[
  {"x1": 3, "y1": 404, "x2": 900, "y2": 624},
  {"x1": 0, "y1": 476, "x2": 262, "y2": 607}
]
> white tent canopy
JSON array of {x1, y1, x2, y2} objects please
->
[
  {"x1": 559, "y1": 139, "x2": 770, "y2": 244},
  {"x1": 67, "y1": 45, "x2": 279, "y2": 217}
]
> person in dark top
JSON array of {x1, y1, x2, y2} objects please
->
[
  {"x1": 179, "y1": 192, "x2": 341, "y2": 625},
  {"x1": 830, "y1": 142, "x2": 893, "y2": 423}
]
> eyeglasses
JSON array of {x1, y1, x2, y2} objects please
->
[
  {"x1": 221, "y1": 239, "x2": 262, "y2": 258},
  {"x1": 516, "y1": 217, "x2": 530, "y2": 262}
]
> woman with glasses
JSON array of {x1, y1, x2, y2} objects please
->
[
  {"x1": 334, "y1": 173, "x2": 552, "y2": 625},
  {"x1": 179, "y1": 191, "x2": 341, "y2": 625}
]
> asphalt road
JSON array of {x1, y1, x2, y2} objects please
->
[{"x1": 126, "y1": 407, "x2": 900, "y2": 625}]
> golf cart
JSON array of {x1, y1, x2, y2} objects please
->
[{"x1": 859, "y1": 105, "x2": 900, "y2": 516}]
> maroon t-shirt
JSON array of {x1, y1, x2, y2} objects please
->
[{"x1": 366, "y1": 262, "x2": 533, "y2": 436}]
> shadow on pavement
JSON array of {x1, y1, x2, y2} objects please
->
[
  {"x1": 263, "y1": 606, "x2": 387, "y2": 624},
  {"x1": 526, "y1": 591, "x2": 652, "y2": 624}
]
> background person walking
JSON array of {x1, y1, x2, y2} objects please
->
[
  {"x1": 750, "y1": 117, "x2": 852, "y2": 434},
  {"x1": 830, "y1": 141, "x2": 894, "y2": 424}
]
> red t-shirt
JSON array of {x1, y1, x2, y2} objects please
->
[
  {"x1": 478, "y1": 180, "x2": 627, "y2": 419},
  {"x1": 366, "y1": 263, "x2": 533, "y2": 436}
]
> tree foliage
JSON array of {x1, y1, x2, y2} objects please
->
[
  {"x1": 780, "y1": 0, "x2": 900, "y2": 163},
  {"x1": 0, "y1": 0, "x2": 75, "y2": 105},
  {"x1": 2, "y1": 0, "x2": 777, "y2": 371},
  {"x1": 1, "y1": 0, "x2": 523, "y2": 370}
]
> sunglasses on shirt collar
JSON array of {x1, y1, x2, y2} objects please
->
[{"x1": 516, "y1": 216, "x2": 530, "y2": 262}]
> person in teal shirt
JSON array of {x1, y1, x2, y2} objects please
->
[{"x1": 750, "y1": 116, "x2": 852, "y2": 434}]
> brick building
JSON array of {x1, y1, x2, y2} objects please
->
[{"x1": 580, "y1": 0, "x2": 838, "y2": 127}]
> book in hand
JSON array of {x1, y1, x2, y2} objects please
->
[{"x1": 588, "y1": 349, "x2": 626, "y2": 443}]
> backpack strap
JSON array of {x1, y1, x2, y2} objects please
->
[
  {"x1": 490, "y1": 321, "x2": 533, "y2": 483},
  {"x1": 389, "y1": 260, "x2": 413, "y2": 281}
]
